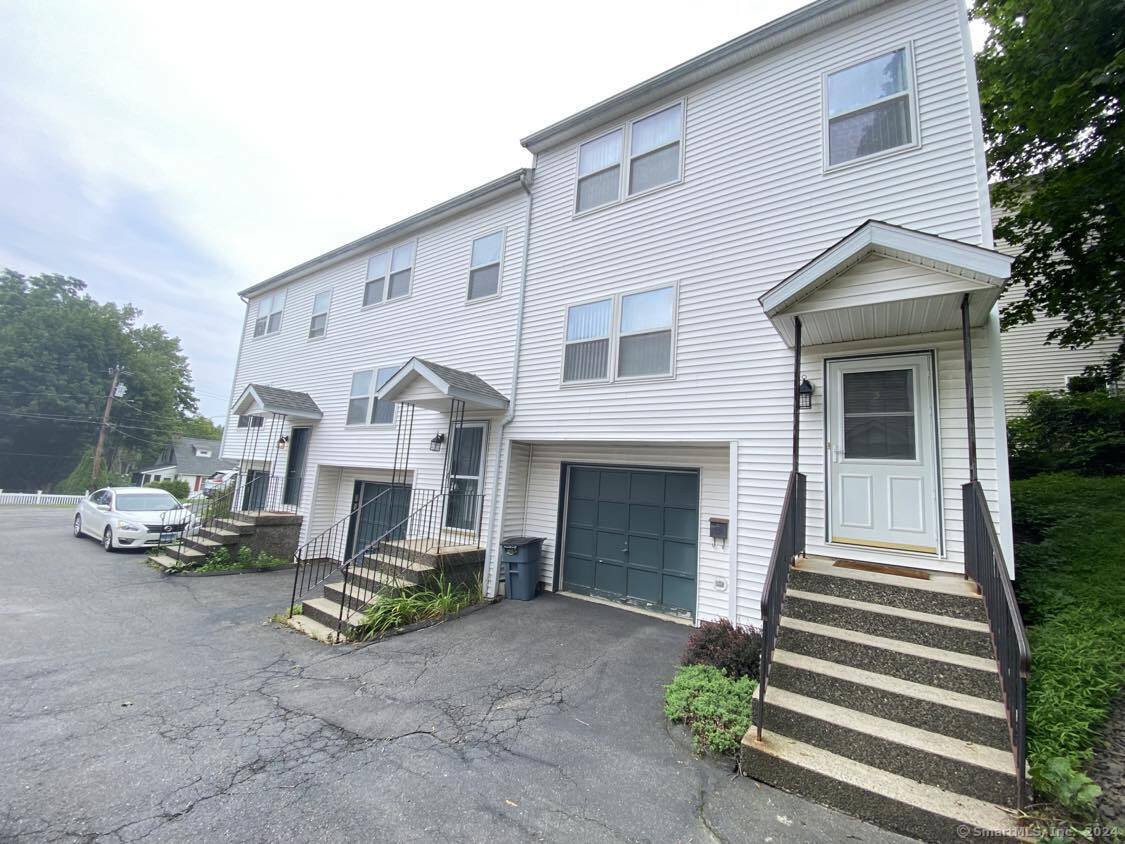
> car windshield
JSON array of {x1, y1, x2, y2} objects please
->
[{"x1": 115, "y1": 493, "x2": 180, "y2": 512}]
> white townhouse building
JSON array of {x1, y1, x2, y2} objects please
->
[{"x1": 214, "y1": 0, "x2": 1035, "y2": 834}]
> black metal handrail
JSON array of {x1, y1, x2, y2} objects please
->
[
  {"x1": 288, "y1": 485, "x2": 398, "y2": 614},
  {"x1": 333, "y1": 488, "x2": 485, "y2": 641},
  {"x1": 963, "y1": 480, "x2": 1029, "y2": 809},
  {"x1": 756, "y1": 470, "x2": 806, "y2": 741}
]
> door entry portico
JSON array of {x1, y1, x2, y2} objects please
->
[{"x1": 826, "y1": 353, "x2": 941, "y2": 554}]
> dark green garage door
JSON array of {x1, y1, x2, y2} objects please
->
[{"x1": 562, "y1": 466, "x2": 698, "y2": 615}]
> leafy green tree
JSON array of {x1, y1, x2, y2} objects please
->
[
  {"x1": 1007, "y1": 382, "x2": 1125, "y2": 478},
  {"x1": 178, "y1": 415, "x2": 224, "y2": 440},
  {"x1": 973, "y1": 0, "x2": 1125, "y2": 379},
  {"x1": 0, "y1": 270, "x2": 200, "y2": 491}
]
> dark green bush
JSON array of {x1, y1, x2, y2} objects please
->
[
  {"x1": 664, "y1": 664, "x2": 756, "y2": 755},
  {"x1": 681, "y1": 618, "x2": 762, "y2": 681},
  {"x1": 1013, "y1": 473, "x2": 1125, "y2": 811},
  {"x1": 146, "y1": 479, "x2": 190, "y2": 500},
  {"x1": 1008, "y1": 386, "x2": 1125, "y2": 478}
]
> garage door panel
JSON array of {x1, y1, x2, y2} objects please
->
[
  {"x1": 626, "y1": 534, "x2": 660, "y2": 570},
  {"x1": 567, "y1": 498, "x2": 596, "y2": 527},
  {"x1": 599, "y1": 471, "x2": 629, "y2": 500},
  {"x1": 628, "y1": 472, "x2": 664, "y2": 504},
  {"x1": 628, "y1": 503, "x2": 661, "y2": 536},
  {"x1": 597, "y1": 500, "x2": 627, "y2": 529},
  {"x1": 563, "y1": 465, "x2": 698, "y2": 617},
  {"x1": 663, "y1": 539, "x2": 696, "y2": 575},
  {"x1": 665, "y1": 473, "x2": 699, "y2": 507},
  {"x1": 571, "y1": 468, "x2": 599, "y2": 499},
  {"x1": 596, "y1": 560, "x2": 627, "y2": 596},
  {"x1": 663, "y1": 506, "x2": 697, "y2": 541}
]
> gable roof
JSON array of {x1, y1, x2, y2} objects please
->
[
  {"x1": 239, "y1": 169, "x2": 530, "y2": 298},
  {"x1": 233, "y1": 384, "x2": 324, "y2": 420},
  {"x1": 377, "y1": 358, "x2": 509, "y2": 411},
  {"x1": 141, "y1": 437, "x2": 235, "y2": 476},
  {"x1": 521, "y1": 0, "x2": 888, "y2": 153},
  {"x1": 759, "y1": 220, "x2": 1013, "y2": 318}
]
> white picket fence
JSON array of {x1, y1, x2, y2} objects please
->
[{"x1": 0, "y1": 490, "x2": 86, "y2": 506}]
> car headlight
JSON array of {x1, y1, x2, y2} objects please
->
[{"x1": 116, "y1": 520, "x2": 144, "y2": 532}]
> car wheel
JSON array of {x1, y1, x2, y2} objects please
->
[
  {"x1": 102, "y1": 526, "x2": 115, "y2": 552},
  {"x1": 73, "y1": 514, "x2": 84, "y2": 538}
]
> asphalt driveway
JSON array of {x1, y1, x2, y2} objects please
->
[{"x1": 0, "y1": 507, "x2": 911, "y2": 843}]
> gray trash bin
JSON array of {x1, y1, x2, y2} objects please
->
[{"x1": 501, "y1": 536, "x2": 544, "y2": 601}]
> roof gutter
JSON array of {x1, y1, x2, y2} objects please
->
[
  {"x1": 484, "y1": 168, "x2": 534, "y2": 598},
  {"x1": 520, "y1": 0, "x2": 883, "y2": 153},
  {"x1": 238, "y1": 168, "x2": 530, "y2": 298}
]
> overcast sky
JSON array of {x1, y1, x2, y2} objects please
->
[{"x1": 0, "y1": 1, "x2": 986, "y2": 421}]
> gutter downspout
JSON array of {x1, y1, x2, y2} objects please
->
[{"x1": 484, "y1": 167, "x2": 534, "y2": 598}]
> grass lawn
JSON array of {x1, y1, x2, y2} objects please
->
[{"x1": 1012, "y1": 473, "x2": 1125, "y2": 809}]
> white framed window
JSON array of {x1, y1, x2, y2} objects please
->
[
  {"x1": 824, "y1": 45, "x2": 916, "y2": 168},
  {"x1": 574, "y1": 100, "x2": 685, "y2": 215},
  {"x1": 563, "y1": 299, "x2": 613, "y2": 382},
  {"x1": 627, "y1": 103, "x2": 683, "y2": 196},
  {"x1": 363, "y1": 242, "x2": 415, "y2": 306},
  {"x1": 467, "y1": 231, "x2": 503, "y2": 301},
  {"x1": 346, "y1": 364, "x2": 400, "y2": 426},
  {"x1": 237, "y1": 414, "x2": 263, "y2": 428},
  {"x1": 617, "y1": 286, "x2": 675, "y2": 378},
  {"x1": 253, "y1": 289, "x2": 286, "y2": 337},
  {"x1": 562, "y1": 285, "x2": 677, "y2": 384},
  {"x1": 308, "y1": 290, "x2": 331, "y2": 339}
]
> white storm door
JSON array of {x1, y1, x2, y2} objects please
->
[{"x1": 827, "y1": 353, "x2": 940, "y2": 554}]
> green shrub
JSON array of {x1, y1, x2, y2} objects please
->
[
  {"x1": 1012, "y1": 473, "x2": 1125, "y2": 806},
  {"x1": 664, "y1": 664, "x2": 756, "y2": 755},
  {"x1": 357, "y1": 575, "x2": 481, "y2": 639},
  {"x1": 196, "y1": 546, "x2": 290, "y2": 572},
  {"x1": 681, "y1": 618, "x2": 762, "y2": 681},
  {"x1": 146, "y1": 479, "x2": 190, "y2": 500},
  {"x1": 1008, "y1": 386, "x2": 1125, "y2": 478}
]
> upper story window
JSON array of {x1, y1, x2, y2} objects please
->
[
  {"x1": 826, "y1": 47, "x2": 915, "y2": 167},
  {"x1": 309, "y1": 290, "x2": 331, "y2": 339},
  {"x1": 562, "y1": 285, "x2": 677, "y2": 384},
  {"x1": 347, "y1": 365, "x2": 400, "y2": 426},
  {"x1": 468, "y1": 231, "x2": 503, "y2": 300},
  {"x1": 364, "y1": 242, "x2": 415, "y2": 306},
  {"x1": 253, "y1": 290, "x2": 286, "y2": 337},
  {"x1": 575, "y1": 102, "x2": 684, "y2": 214},
  {"x1": 563, "y1": 299, "x2": 612, "y2": 382},
  {"x1": 237, "y1": 414, "x2": 263, "y2": 428}
]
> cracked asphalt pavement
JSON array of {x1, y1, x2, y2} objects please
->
[{"x1": 0, "y1": 508, "x2": 914, "y2": 843}]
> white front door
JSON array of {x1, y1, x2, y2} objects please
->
[{"x1": 826, "y1": 353, "x2": 941, "y2": 554}]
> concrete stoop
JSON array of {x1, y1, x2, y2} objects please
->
[
  {"x1": 740, "y1": 555, "x2": 1030, "y2": 843},
  {"x1": 292, "y1": 542, "x2": 485, "y2": 643},
  {"x1": 144, "y1": 511, "x2": 302, "y2": 572}
]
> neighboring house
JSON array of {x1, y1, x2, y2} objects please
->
[
  {"x1": 220, "y1": 0, "x2": 1031, "y2": 834},
  {"x1": 137, "y1": 438, "x2": 235, "y2": 493},
  {"x1": 993, "y1": 211, "x2": 1122, "y2": 416}
]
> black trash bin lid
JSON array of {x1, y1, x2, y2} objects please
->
[{"x1": 500, "y1": 536, "x2": 544, "y2": 547}]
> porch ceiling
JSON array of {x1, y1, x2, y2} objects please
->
[
  {"x1": 377, "y1": 357, "x2": 509, "y2": 412},
  {"x1": 760, "y1": 220, "x2": 1012, "y2": 348}
]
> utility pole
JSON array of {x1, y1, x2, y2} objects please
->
[{"x1": 92, "y1": 365, "x2": 125, "y2": 485}]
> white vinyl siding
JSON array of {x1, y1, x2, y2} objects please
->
[
  {"x1": 309, "y1": 291, "x2": 331, "y2": 338},
  {"x1": 468, "y1": 231, "x2": 503, "y2": 300},
  {"x1": 364, "y1": 242, "x2": 415, "y2": 306},
  {"x1": 825, "y1": 46, "x2": 916, "y2": 167},
  {"x1": 347, "y1": 365, "x2": 399, "y2": 426},
  {"x1": 254, "y1": 290, "x2": 286, "y2": 337}
]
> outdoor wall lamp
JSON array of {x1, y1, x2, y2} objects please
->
[
  {"x1": 798, "y1": 377, "x2": 814, "y2": 409},
  {"x1": 277, "y1": 435, "x2": 289, "y2": 450},
  {"x1": 429, "y1": 433, "x2": 446, "y2": 452}
]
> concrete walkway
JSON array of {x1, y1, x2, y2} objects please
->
[{"x1": 0, "y1": 507, "x2": 914, "y2": 842}]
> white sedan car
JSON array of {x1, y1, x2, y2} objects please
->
[{"x1": 73, "y1": 487, "x2": 195, "y2": 551}]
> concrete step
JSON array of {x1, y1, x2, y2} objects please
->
[
  {"x1": 323, "y1": 577, "x2": 402, "y2": 612},
  {"x1": 286, "y1": 613, "x2": 341, "y2": 644},
  {"x1": 361, "y1": 553, "x2": 437, "y2": 586},
  {"x1": 183, "y1": 535, "x2": 230, "y2": 554},
  {"x1": 777, "y1": 616, "x2": 1002, "y2": 700},
  {"x1": 768, "y1": 649, "x2": 1012, "y2": 751},
  {"x1": 783, "y1": 588, "x2": 994, "y2": 658},
  {"x1": 147, "y1": 552, "x2": 184, "y2": 571},
  {"x1": 165, "y1": 543, "x2": 207, "y2": 565},
  {"x1": 300, "y1": 596, "x2": 364, "y2": 636},
  {"x1": 213, "y1": 517, "x2": 256, "y2": 535},
  {"x1": 739, "y1": 732, "x2": 1028, "y2": 843},
  {"x1": 196, "y1": 526, "x2": 243, "y2": 544},
  {"x1": 378, "y1": 537, "x2": 485, "y2": 568},
  {"x1": 789, "y1": 556, "x2": 986, "y2": 622},
  {"x1": 753, "y1": 686, "x2": 1019, "y2": 807},
  {"x1": 346, "y1": 565, "x2": 414, "y2": 595}
]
